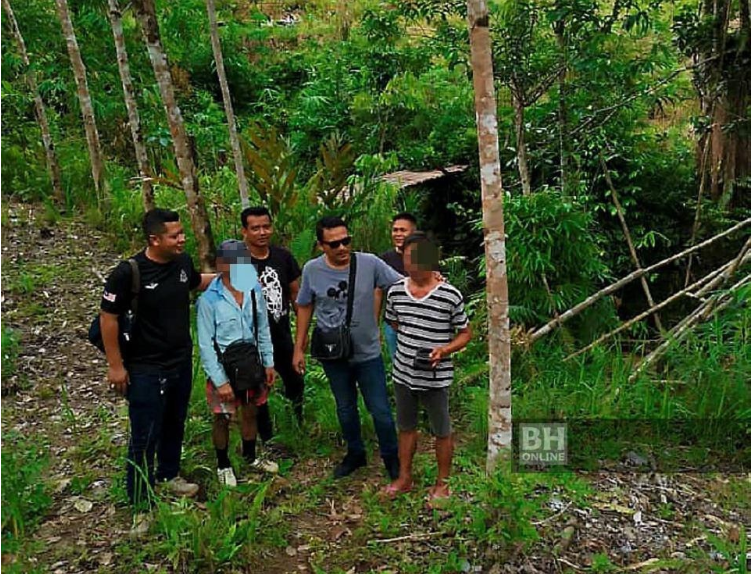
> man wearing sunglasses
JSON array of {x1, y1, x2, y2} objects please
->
[{"x1": 293, "y1": 216, "x2": 402, "y2": 480}]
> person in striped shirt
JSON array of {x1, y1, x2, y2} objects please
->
[{"x1": 382, "y1": 232, "x2": 472, "y2": 505}]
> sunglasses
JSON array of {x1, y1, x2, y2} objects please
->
[{"x1": 322, "y1": 236, "x2": 352, "y2": 249}]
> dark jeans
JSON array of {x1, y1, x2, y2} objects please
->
[
  {"x1": 321, "y1": 355, "x2": 398, "y2": 460},
  {"x1": 258, "y1": 330, "x2": 305, "y2": 441},
  {"x1": 126, "y1": 360, "x2": 192, "y2": 509}
]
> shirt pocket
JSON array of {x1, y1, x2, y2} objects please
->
[{"x1": 216, "y1": 316, "x2": 241, "y2": 343}]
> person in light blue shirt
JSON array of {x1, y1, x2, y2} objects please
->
[{"x1": 197, "y1": 240, "x2": 277, "y2": 487}]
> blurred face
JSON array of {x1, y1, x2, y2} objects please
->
[
  {"x1": 319, "y1": 226, "x2": 352, "y2": 266},
  {"x1": 404, "y1": 241, "x2": 438, "y2": 279},
  {"x1": 242, "y1": 214, "x2": 273, "y2": 249},
  {"x1": 150, "y1": 221, "x2": 185, "y2": 260},
  {"x1": 216, "y1": 256, "x2": 232, "y2": 274},
  {"x1": 392, "y1": 218, "x2": 416, "y2": 251}
]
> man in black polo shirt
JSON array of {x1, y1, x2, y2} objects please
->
[
  {"x1": 100, "y1": 208, "x2": 213, "y2": 532},
  {"x1": 240, "y1": 207, "x2": 305, "y2": 436},
  {"x1": 375, "y1": 212, "x2": 417, "y2": 359}
]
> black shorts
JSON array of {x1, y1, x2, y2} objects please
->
[{"x1": 394, "y1": 383, "x2": 451, "y2": 437}]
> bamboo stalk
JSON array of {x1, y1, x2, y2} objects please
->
[
  {"x1": 600, "y1": 153, "x2": 663, "y2": 332},
  {"x1": 564, "y1": 250, "x2": 749, "y2": 361},
  {"x1": 528, "y1": 218, "x2": 751, "y2": 343},
  {"x1": 629, "y1": 274, "x2": 750, "y2": 382}
]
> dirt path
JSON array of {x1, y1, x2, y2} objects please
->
[{"x1": 2, "y1": 201, "x2": 748, "y2": 574}]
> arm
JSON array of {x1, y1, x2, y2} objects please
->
[
  {"x1": 196, "y1": 297, "x2": 231, "y2": 391},
  {"x1": 289, "y1": 278, "x2": 300, "y2": 316},
  {"x1": 374, "y1": 287, "x2": 384, "y2": 323},
  {"x1": 292, "y1": 303, "x2": 313, "y2": 375},
  {"x1": 253, "y1": 287, "x2": 276, "y2": 386},
  {"x1": 374, "y1": 256, "x2": 404, "y2": 290},
  {"x1": 101, "y1": 311, "x2": 128, "y2": 396},
  {"x1": 198, "y1": 273, "x2": 217, "y2": 291},
  {"x1": 429, "y1": 326, "x2": 473, "y2": 366}
]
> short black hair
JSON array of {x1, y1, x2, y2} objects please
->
[
  {"x1": 316, "y1": 215, "x2": 347, "y2": 242},
  {"x1": 241, "y1": 206, "x2": 272, "y2": 228},
  {"x1": 143, "y1": 208, "x2": 180, "y2": 244},
  {"x1": 392, "y1": 212, "x2": 417, "y2": 226},
  {"x1": 403, "y1": 231, "x2": 430, "y2": 250}
]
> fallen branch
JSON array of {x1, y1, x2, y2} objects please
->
[
  {"x1": 367, "y1": 532, "x2": 441, "y2": 545},
  {"x1": 564, "y1": 248, "x2": 751, "y2": 361},
  {"x1": 600, "y1": 153, "x2": 663, "y2": 332},
  {"x1": 528, "y1": 218, "x2": 751, "y2": 343},
  {"x1": 629, "y1": 274, "x2": 751, "y2": 382}
]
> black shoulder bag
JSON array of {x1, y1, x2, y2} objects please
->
[
  {"x1": 310, "y1": 253, "x2": 357, "y2": 361},
  {"x1": 214, "y1": 290, "x2": 267, "y2": 396},
  {"x1": 88, "y1": 259, "x2": 140, "y2": 358}
]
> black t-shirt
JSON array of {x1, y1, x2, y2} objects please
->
[
  {"x1": 380, "y1": 249, "x2": 405, "y2": 275},
  {"x1": 100, "y1": 250, "x2": 201, "y2": 371},
  {"x1": 251, "y1": 245, "x2": 301, "y2": 338}
]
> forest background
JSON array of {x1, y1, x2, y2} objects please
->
[{"x1": 1, "y1": 0, "x2": 749, "y2": 572}]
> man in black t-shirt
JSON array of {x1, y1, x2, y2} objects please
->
[
  {"x1": 375, "y1": 212, "x2": 417, "y2": 359},
  {"x1": 240, "y1": 207, "x2": 305, "y2": 432},
  {"x1": 100, "y1": 209, "x2": 213, "y2": 527}
]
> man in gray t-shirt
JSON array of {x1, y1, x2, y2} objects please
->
[{"x1": 294, "y1": 216, "x2": 402, "y2": 481}]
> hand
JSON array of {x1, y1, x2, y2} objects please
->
[
  {"x1": 429, "y1": 347, "x2": 446, "y2": 368},
  {"x1": 293, "y1": 349, "x2": 306, "y2": 375},
  {"x1": 265, "y1": 367, "x2": 276, "y2": 387},
  {"x1": 433, "y1": 272, "x2": 445, "y2": 282},
  {"x1": 107, "y1": 365, "x2": 129, "y2": 397},
  {"x1": 216, "y1": 382, "x2": 235, "y2": 403}
]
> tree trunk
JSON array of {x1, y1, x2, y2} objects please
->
[
  {"x1": 468, "y1": 0, "x2": 513, "y2": 473},
  {"x1": 694, "y1": 0, "x2": 750, "y2": 207},
  {"x1": 55, "y1": 0, "x2": 107, "y2": 200},
  {"x1": 3, "y1": 0, "x2": 64, "y2": 204},
  {"x1": 108, "y1": 0, "x2": 154, "y2": 212},
  {"x1": 132, "y1": 0, "x2": 215, "y2": 270},
  {"x1": 205, "y1": 0, "x2": 250, "y2": 208},
  {"x1": 554, "y1": 17, "x2": 569, "y2": 194},
  {"x1": 512, "y1": 88, "x2": 532, "y2": 196}
]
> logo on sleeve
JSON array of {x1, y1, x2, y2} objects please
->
[
  {"x1": 103, "y1": 290, "x2": 117, "y2": 303},
  {"x1": 180, "y1": 269, "x2": 188, "y2": 283}
]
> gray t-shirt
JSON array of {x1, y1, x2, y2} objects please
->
[{"x1": 297, "y1": 252, "x2": 403, "y2": 362}]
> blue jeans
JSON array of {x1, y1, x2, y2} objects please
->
[
  {"x1": 383, "y1": 323, "x2": 397, "y2": 361},
  {"x1": 126, "y1": 361, "x2": 192, "y2": 509},
  {"x1": 321, "y1": 356, "x2": 398, "y2": 460}
]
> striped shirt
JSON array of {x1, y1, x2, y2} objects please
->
[{"x1": 385, "y1": 279, "x2": 469, "y2": 390}]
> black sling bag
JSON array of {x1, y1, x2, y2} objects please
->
[{"x1": 213, "y1": 290, "x2": 266, "y2": 395}]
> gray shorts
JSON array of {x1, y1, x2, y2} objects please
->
[{"x1": 394, "y1": 383, "x2": 451, "y2": 438}]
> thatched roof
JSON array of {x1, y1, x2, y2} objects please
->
[{"x1": 380, "y1": 165, "x2": 468, "y2": 189}]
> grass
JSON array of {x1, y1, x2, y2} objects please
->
[{"x1": 1, "y1": 433, "x2": 52, "y2": 555}]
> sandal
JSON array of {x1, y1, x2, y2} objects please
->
[
  {"x1": 425, "y1": 485, "x2": 452, "y2": 510},
  {"x1": 380, "y1": 482, "x2": 413, "y2": 500}
]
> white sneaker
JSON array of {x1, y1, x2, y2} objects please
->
[
  {"x1": 249, "y1": 458, "x2": 279, "y2": 474},
  {"x1": 129, "y1": 512, "x2": 152, "y2": 538},
  {"x1": 217, "y1": 467, "x2": 237, "y2": 487},
  {"x1": 160, "y1": 476, "x2": 199, "y2": 498}
]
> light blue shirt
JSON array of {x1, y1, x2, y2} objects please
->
[{"x1": 197, "y1": 275, "x2": 274, "y2": 387}]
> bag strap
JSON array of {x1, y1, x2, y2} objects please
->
[
  {"x1": 345, "y1": 253, "x2": 357, "y2": 328},
  {"x1": 251, "y1": 289, "x2": 259, "y2": 346},
  {"x1": 127, "y1": 258, "x2": 140, "y2": 316},
  {"x1": 213, "y1": 288, "x2": 260, "y2": 361}
]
